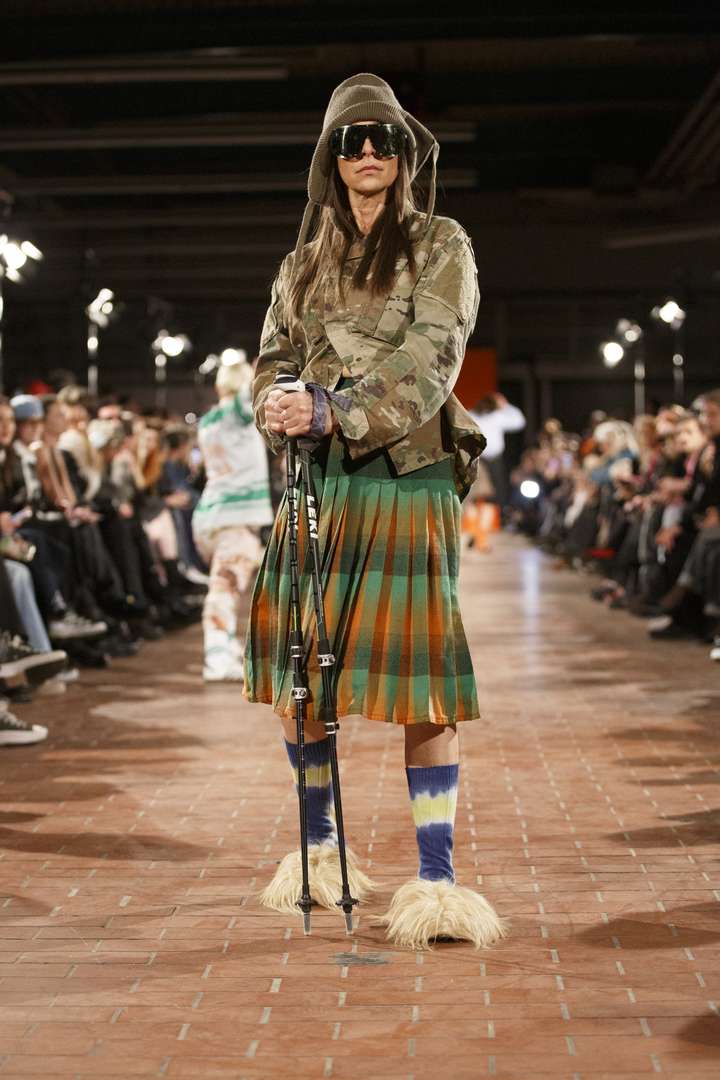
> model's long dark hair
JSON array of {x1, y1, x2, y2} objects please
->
[{"x1": 288, "y1": 153, "x2": 417, "y2": 320}]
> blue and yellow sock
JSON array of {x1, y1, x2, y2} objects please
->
[
  {"x1": 406, "y1": 764, "x2": 459, "y2": 882},
  {"x1": 284, "y1": 738, "x2": 336, "y2": 845}
]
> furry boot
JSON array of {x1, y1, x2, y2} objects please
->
[
  {"x1": 377, "y1": 877, "x2": 509, "y2": 950},
  {"x1": 376, "y1": 763, "x2": 509, "y2": 949},
  {"x1": 260, "y1": 841, "x2": 375, "y2": 915}
]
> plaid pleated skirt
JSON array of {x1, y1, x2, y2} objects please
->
[{"x1": 244, "y1": 433, "x2": 480, "y2": 725}]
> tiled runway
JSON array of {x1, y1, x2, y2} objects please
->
[{"x1": 1, "y1": 534, "x2": 719, "y2": 1078}]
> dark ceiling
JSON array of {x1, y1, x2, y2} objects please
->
[{"x1": 1, "y1": 1, "x2": 719, "y2": 418}]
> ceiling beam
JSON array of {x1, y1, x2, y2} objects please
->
[
  {"x1": 0, "y1": 52, "x2": 291, "y2": 86},
  {"x1": 6, "y1": 169, "x2": 478, "y2": 197},
  {"x1": 647, "y1": 67, "x2": 720, "y2": 186},
  {"x1": 10, "y1": 209, "x2": 306, "y2": 230},
  {"x1": 0, "y1": 28, "x2": 719, "y2": 76},
  {"x1": 0, "y1": 99, "x2": 683, "y2": 151},
  {"x1": 604, "y1": 222, "x2": 720, "y2": 249}
]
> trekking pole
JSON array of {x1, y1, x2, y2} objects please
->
[
  {"x1": 276, "y1": 377, "x2": 313, "y2": 934},
  {"x1": 296, "y1": 441, "x2": 358, "y2": 933},
  {"x1": 274, "y1": 374, "x2": 358, "y2": 934}
]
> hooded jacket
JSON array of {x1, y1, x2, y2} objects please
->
[{"x1": 252, "y1": 74, "x2": 487, "y2": 497}]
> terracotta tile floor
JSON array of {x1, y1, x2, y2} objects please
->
[{"x1": 1, "y1": 534, "x2": 719, "y2": 1078}]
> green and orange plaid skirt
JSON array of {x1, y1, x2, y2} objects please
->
[{"x1": 244, "y1": 432, "x2": 479, "y2": 725}]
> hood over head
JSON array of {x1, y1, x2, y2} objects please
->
[{"x1": 290, "y1": 73, "x2": 440, "y2": 281}]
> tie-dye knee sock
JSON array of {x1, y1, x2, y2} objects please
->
[
  {"x1": 284, "y1": 738, "x2": 336, "y2": 845},
  {"x1": 406, "y1": 764, "x2": 459, "y2": 882}
]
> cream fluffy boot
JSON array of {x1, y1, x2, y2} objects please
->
[
  {"x1": 377, "y1": 877, "x2": 509, "y2": 951},
  {"x1": 260, "y1": 841, "x2": 375, "y2": 915}
]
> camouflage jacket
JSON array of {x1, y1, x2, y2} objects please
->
[{"x1": 253, "y1": 211, "x2": 487, "y2": 497}]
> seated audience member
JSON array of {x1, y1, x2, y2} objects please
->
[
  {"x1": 2, "y1": 395, "x2": 104, "y2": 642},
  {"x1": 161, "y1": 428, "x2": 206, "y2": 580},
  {"x1": 512, "y1": 392, "x2": 720, "y2": 664},
  {"x1": 135, "y1": 421, "x2": 203, "y2": 624},
  {"x1": 650, "y1": 391, "x2": 720, "y2": 650}
]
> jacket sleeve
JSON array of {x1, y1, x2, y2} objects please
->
[
  {"x1": 497, "y1": 403, "x2": 526, "y2": 433},
  {"x1": 330, "y1": 227, "x2": 480, "y2": 459},
  {"x1": 252, "y1": 255, "x2": 302, "y2": 453}
]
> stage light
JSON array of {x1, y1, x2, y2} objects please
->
[
  {"x1": 20, "y1": 241, "x2": 43, "y2": 262},
  {"x1": 220, "y1": 347, "x2": 246, "y2": 366},
  {"x1": 86, "y1": 288, "x2": 116, "y2": 329},
  {"x1": 651, "y1": 299, "x2": 686, "y2": 330},
  {"x1": 0, "y1": 234, "x2": 44, "y2": 393},
  {"x1": 520, "y1": 480, "x2": 540, "y2": 499},
  {"x1": 155, "y1": 354, "x2": 167, "y2": 369},
  {"x1": 163, "y1": 336, "x2": 185, "y2": 357},
  {"x1": 1, "y1": 242, "x2": 27, "y2": 272},
  {"x1": 153, "y1": 331, "x2": 191, "y2": 358},
  {"x1": 87, "y1": 334, "x2": 99, "y2": 353},
  {"x1": 91, "y1": 288, "x2": 114, "y2": 309},
  {"x1": 198, "y1": 355, "x2": 219, "y2": 375},
  {"x1": 616, "y1": 319, "x2": 643, "y2": 344},
  {"x1": 601, "y1": 341, "x2": 624, "y2": 367},
  {"x1": 185, "y1": 412, "x2": 197, "y2": 425}
]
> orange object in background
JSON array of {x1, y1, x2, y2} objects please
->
[
  {"x1": 457, "y1": 346, "x2": 501, "y2": 550},
  {"x1": 462, "y1": 500, "x2": 501, "y2": 552},
  {"x1": 453, "y1": 346, "x2": 497, "y2": 409}
]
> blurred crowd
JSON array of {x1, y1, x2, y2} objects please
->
[
  {"x1": 5, "y1": 367, "x2": 718, "y2": 748},
  {"x1": 0, "y1": 386, "x2": 209, "y2": 746},
  {"x1": 509, "y1": 389, "x2": 720, "y2": 664}
]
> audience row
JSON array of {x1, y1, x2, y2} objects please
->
[
  {"x1": 509, "y1": 390, "x2": 720, "y2": 663},
  {"x1": 0, "y1": 388, "x2": 209, "y2": 745}
]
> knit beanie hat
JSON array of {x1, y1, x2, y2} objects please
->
[{"x1": 290, "y1": 73, "x2": 440, "y2": 277}]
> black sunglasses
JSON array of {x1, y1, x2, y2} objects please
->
[{"x1": 329, "y1": 123, "x2": 407, "y2": 161}]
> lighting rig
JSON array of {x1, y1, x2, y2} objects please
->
[
  {"x1": 599, "y1": 297, "x2": 687, "y2": 412},
  {"x1": 152, "y1": 330, "x2": 192, "y2": 409},
  {"x1": 85, "y1": 288, "x2": 118, "y2": 397}
]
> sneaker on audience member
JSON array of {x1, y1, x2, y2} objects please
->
[
  {"x1": 0, "y1": 633, "x2": 68, "y2": 683},
  {"x1": 98, "y1": 635, "x2": 140, "y2": 659},
  {"x1": 648, "y1": 617, "x2": 694, "y2": 640},
  {"x1": 37, "y1": 676, "x2": 67, "y2": 697},
  {"x1": 38, "y1": 666, "x2": 80, "y2": 695},
  {"x1": 48, "y1": 612, "x2": 107, "y2": 641},
  {"x1": 57, "y1": 667, "x2": 80, "y2": 684},
  {"x1": 65, "y1": 641, "x2": 111, "y2": 668},
  {"x1": 0, "y1": 700, "x2": 48, "y2": 745}
]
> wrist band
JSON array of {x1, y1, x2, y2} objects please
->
[{"x1": 305, "y1": 382, "x2": 332, "y2": 440}]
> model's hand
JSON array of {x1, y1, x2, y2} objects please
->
[
  {"x1": 266, "y1": 389, "x2": 332, "y2": 438},
  {"x1": 265, "y1": 388, "x2": 288, "y2": 434}
]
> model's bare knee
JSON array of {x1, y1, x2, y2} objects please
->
[
  {"x1": 281, "y1": 716, "x2": 328, "y2": 744},
  {"x1": 404, "y1": 722, "x2": 458, "y2": 767}
]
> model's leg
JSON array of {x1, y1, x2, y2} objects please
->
[
  {"x1": 202, "y1": 528, "x2": 261, "y2": 681},
  {"x1": 405, "y1": 723, "x2": 459, "y2": 882},
  {"x1": 260, "y1": 712, "x2": 375, "y2": 914},
  {"x1": 377, "y1": 722, "x2": 509, "y2": 950}
]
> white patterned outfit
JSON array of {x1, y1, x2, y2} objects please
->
[{"x1": 192, "y1": 391, "x2": 274, "y2": 680}]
